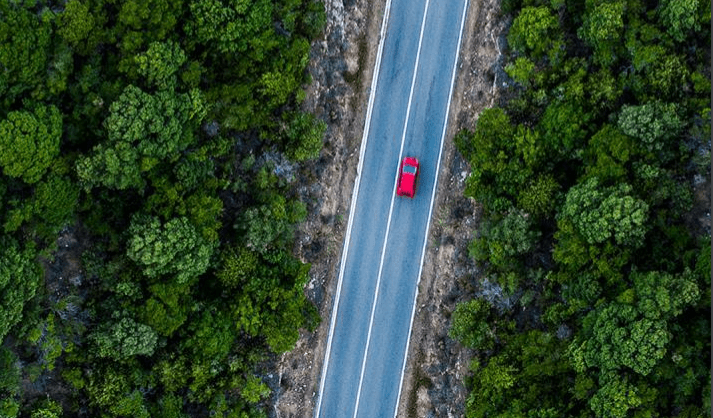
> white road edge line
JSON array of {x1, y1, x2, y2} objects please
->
[
  {"x1": 352, "y1": 0, "x2": 431, "y2": 416},
  {"x1": 313, "y1": 0, "x2": 393, "y2": 416},
  {"x1": 393, "y1": 0, "x2": 470, "y2": 416}
]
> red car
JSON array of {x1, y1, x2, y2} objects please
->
[{"x1": 396, "y1": 157, "x2": 419, "y2": 198}]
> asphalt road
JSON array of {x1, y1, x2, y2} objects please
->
[{"x1": 314, "y1": 0, "x2": 469, "y2": 416}]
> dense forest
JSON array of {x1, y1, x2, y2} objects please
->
[
  {"x1": 0, "y1": 0, "x2": 327, "y2": 416},
  {"x1": 451, "y1": 0, "x2": 710, "y2": 416}
]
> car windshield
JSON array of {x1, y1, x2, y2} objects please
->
[{"x1": 403, "y1": 164, "x2": 417, "y2": 175}]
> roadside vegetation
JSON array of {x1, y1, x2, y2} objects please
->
[
  {"x1": 0, "y1": 0, "x2": 327, "y2": 416},
  {"x1": 451, "y1": 0, "x2": 711, "y2": 416}
]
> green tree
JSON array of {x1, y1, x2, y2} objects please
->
[
  {"x1": 228, "y1": 250, "x2": 318, "y2": 353},
  {"x1": 585, "y1": 303, "x2": 671, "y2": 375},
  {"x1": 186, "y1": 0, "x2": 274, "y2": 55},
  {"x1": 583, "y1": 124, "x2": 639, "y2": 184},
  {"x1": 507, "y1": 6, "x2": 560, "y2": 59},
  {"x1": 570, "y1": 267, "x2": 700, "y2": 381},
  {"x1": 241, "y1": 375, "x2": 271, "y2": 404},
  {"x1": 113, "y1": 0, "x2": 183, "y2": 60},
  {"x1": 588, "y1": 373, "x2": 643, "y2": 418},
  {"x1": 134, "y1": 40, "x2": 187, "y2": 90},
  {"x1": 298, "y1": 0, "x2": 327, "y2": 39},
  {"x1": 658, "y1": 0, "x2": 701, "y2": 42},
  {"x1": 449, "y1": 299, "x2": 495, "y2": 350},
  {"x1": 56, "y1": 0, "x2": 99, "y2": 54},
  {"x1": 0, "y1": 105, "x2": 61, "y2": 184},
  {"x1": 456, "y1": 108, "x2": 538, "y2": 213},
  {"x1": 76, "y1": 85, "x2": 207, "y2": 190},
  {"x1": 90, "y1": 316, "x2": 158, "y2": 360},
  {"x1": 0, "y1": 236, "x2": 41, "y2": 341},
  {"x1": 0, "y1": 346, "x2": 20, "y2": 397},
  {"x1": 127, "y1": 215, "x2": 214, "y2": 283},
  {"x1": 260, "y1": 71, "x2": 298, "y2": 108},
  {"x1": 83, "y1": 362, "x2": 141, "y2": 411},
  {"x1": 282, "y1": 111, "x2": 326, "y2": 162},
  {"x1": 0, "y1": 397, "x2": 19, "y2": 418},
  {"x1": 110, "y1": 389, "x2": 150, "y2": 418},
  {"x1": 558, "y1": 177, "x2": 649, "y2": 248},
  {"x1": 31, "y1": 175, "x2": 80, "y2": 235},
  {"x1": 466, "y1": 356, "x2": 518, "y2": 417},
  {"x1": 617, "y1": 102, "x2": 683, "y2": 153},
  {"x1": 30, "y1": 399, "x2": 63, "y2": 418},
  {"x1": 173, "y1": 153, "x2": 216, "y2": 190},
  {"x1": 180, "y1": 309, "x2": 234, "y2": 361},
  {"x1": 0, "y1": 1, "x2": 52, "y2": 107},
  {"x1": 183, "y1": 192, "x2": 223, "y2": 243},
  {"x1": 586, "y1": 68, "x2": 622, "y2": 112},
  {"x1": 505, "y1": 57, "x2": 536, "y2": 88},
  {"x1": 217, "y1": 245, "x2": 259, "y2": 288},
  {"x1": 637, "y1": 54, "x2": 690, "y2": 101},
  {"x1": 151, "y1": 393, "x2": 189, "y2": 418},
  {"x1": 578, "y1": 1, "x2": 625, "y2": 66},
  {"x1": 76, "y1": 140, "x2": 143, "y2": 190},
  {"x1": 517, "y1": 174, "x2": 560, "y2": 217},
  {"x1": 236, "y1": 195, "x2": 307, "y2": 253},
  {"x1": 632, "y1": 269, "x2": 699, "y2": 321},
  {"x1": 470, "y1": 209, "x2": 540, "y2": 274},
  {"x1": 4, "y1": 175, "x2": 80, "y2": 239},
  {"x1": 104, "y1": 86, "x2": 205, "y2": 160},
  {"x1": 142, "y1": 280, "x2": 192, "y2": 337},
  {"x1": 455, "y1": 108, "x2": 513, "y2": 162},
  {"x1": 536, "y1": 101, "x2": 590, "y2": 161}
]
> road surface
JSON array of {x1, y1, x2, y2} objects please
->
[{"x1": 315, "y1": 0, "x2": 469, "y2": 416}]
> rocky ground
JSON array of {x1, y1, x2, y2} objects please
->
[{"x1": 272, "y1": 0, "x2": 510, "y2": 416}]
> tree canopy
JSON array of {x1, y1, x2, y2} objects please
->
[
  {"x1": 452, "y1": 0, "x2": 710, "y2": 416},
  {"x1": 0, "y1": 0, "x2": 327, "y2": 415},
  {"x1": 0, "y1": 105, "x2": 61, "y2": 184}
]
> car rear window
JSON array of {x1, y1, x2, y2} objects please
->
[{"x1": 403, "y1": 165, "x2": 417, "y2": 175}]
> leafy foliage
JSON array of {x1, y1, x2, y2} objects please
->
[
  {"x1": 0, "y1": 105, "x2": 61, "y2": 184},
  {"x1": 453, "y1": 0, "x2": 711, "y2": 416},
  {"x1": 0, "y1": 346, "x2": 20, "y2": 397},
  {"x1": 90, "y1": 316, "x2": 158, "y2": 360},
  {"x1": 507, "y1": 6, "x2": 561, "y2": 59},
  {"x1": 470, "y1": 209, "x2": 540, "y2": 275},
  {"x1": 448, "y1": 299, "x2": 494, "y2": 350},
  {"x1": 658, "y1": 0, "x2": 702, "y2": 42},
  {"x1": 558, "y1": 177, "x2": 649, "y2": 248},
  {"x1": 617, "y1": 102, "x2": 683, "y2": 154},
  {"x1": 76, "y1": 85, "x2": 207, "y2": 190},
  {"x1": 0, "y1": 237, "x2": 41, "y2": 341},
  {"x1": 516, "y1": 174, "x2": 560, "y2": 217},
  {"x1": 456, "y1": 108, "x2": 534, "y2": 213},
  {"x1": 127, "y1": 215, "x2": 214, "y2": 283},
  {"x1": 0, "y1": 1, "x2": 53, "y2": 107},
  {"x1": 282, "y1": 111, "x2": 326, "y2": 162},
  {"x1": 0, "y1": 0, "x2": 327, "y2": 415},
  {"x1": 134, "y1": 40, "x2": 188, "y2": 90},
  {"x1": 578, "y1": 0, "x2": 625, "y2": 66},
  {"x1": 56, "y1": 0, "x2": 98, "y2": 53},
  {"x1": 4, "y1": 175, "x2": 80, "y2": 239},
  {"x1": 236, "y1": 193, "x2": 307, "y2": 253}
]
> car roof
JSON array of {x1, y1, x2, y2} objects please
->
[{"x1": 400, "y1": 168, "x2": 415, "y2": 194}]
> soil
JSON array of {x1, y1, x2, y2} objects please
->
[{"x1": 273, "y1": 0, "x2": 510, "y2": 416}]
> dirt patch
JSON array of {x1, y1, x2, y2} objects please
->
[{"x1": 273, "y1": 0, "x2": 508, "y2": 416}]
